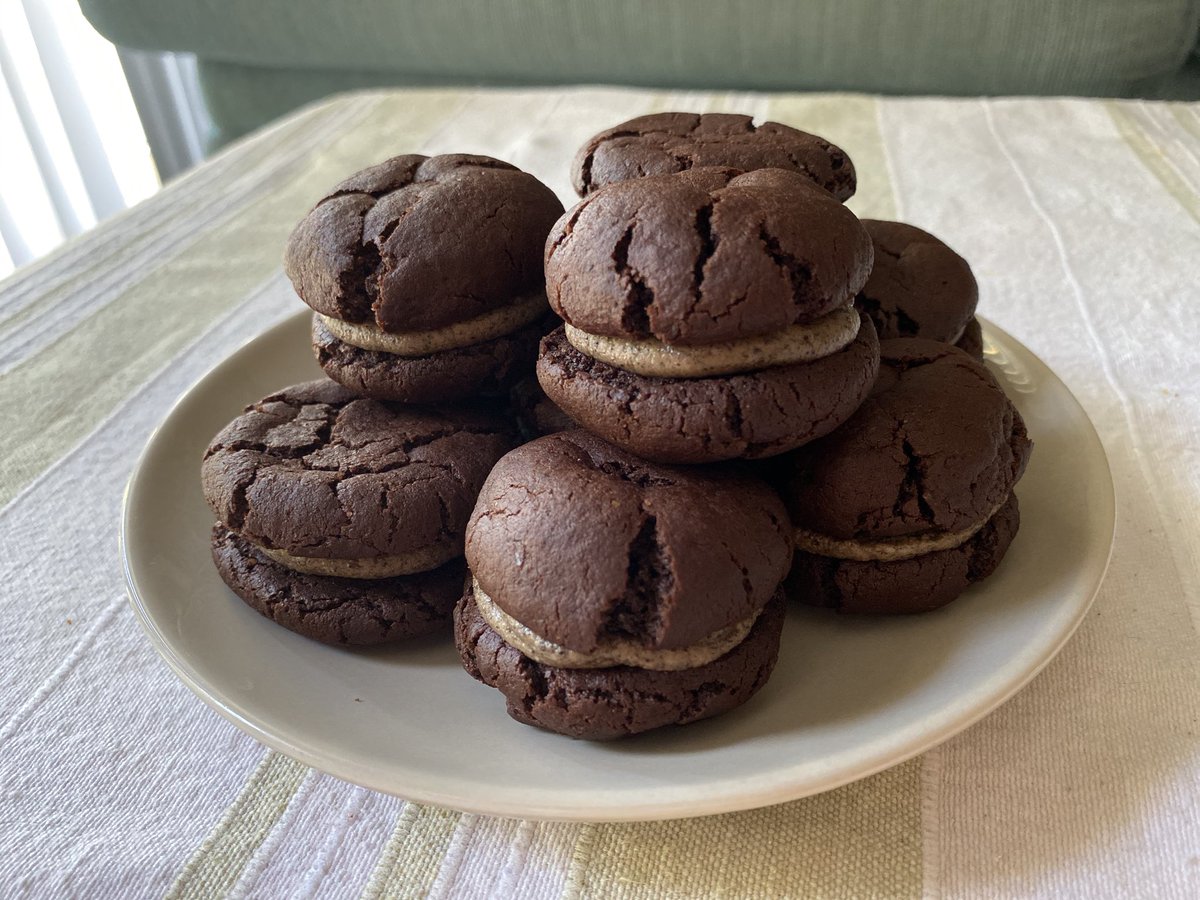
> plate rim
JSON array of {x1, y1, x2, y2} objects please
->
[{"x1": 121, "y1": 312, "x2": 1116, "y2": 821}]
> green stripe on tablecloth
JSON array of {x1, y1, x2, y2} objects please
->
[
  {"x1": 166, "y1": 752, "x2": 309, "y2": 899},
  {"x1": 360, "y1": 804, "x2": 462, "y2": 900},
  {"x1": 560, "y1": 94, "x2": 920, "y2": 900},
  {"x1": 0, "y1": 95, "x2": 363, "y2": 333},
  {"x1": 564, "y1": 760, "x2": 923, "y2": 900},
  {"x1": 767, "y1": 94, "x2": 898, "y2": 222},
  {"x1": 1106, "y1": 101, "x2": 1200, "y2": 224},
  {"x1": 0, "y1": 91, "x2": 469, "y2": 508},
  {"x1": 1167, "y1": 103, "x2": 1200, "y2": 144}
]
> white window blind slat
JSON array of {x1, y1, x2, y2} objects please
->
[{"x1": 0, "y1": 0, "x2": 167, "y2": 277}]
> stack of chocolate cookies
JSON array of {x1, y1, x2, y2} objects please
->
[
  {"x1": 201, "y1": 112, "x2": 1032, "y2": 742},
  {"x1": 201, "y1": 154, "x2": 563, "y2": 646}
]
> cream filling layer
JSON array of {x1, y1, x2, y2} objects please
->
[
  {"x1": 793, "y1": 497, "x2": 1008, "y2": 562},
  {"x1": 320, "y1": 292, "x2": 548, "y2": 357},
  {"x1": 564, "y1": 304, "x2": 860, "y2": 378},
  {"x1": 473, "y1": 579, "x2": 758, "y2": 671},
  {"x1": 260, "y1": 542, "x2": 456, "y2": 579}
]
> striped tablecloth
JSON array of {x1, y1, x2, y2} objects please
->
[{"x1": 2, "y1": 87, "x2": 1199, "y2": 899}]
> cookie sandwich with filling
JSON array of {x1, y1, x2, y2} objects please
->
[{"x1": 285, "y1": 154, "x2": 564, "y2": 403}]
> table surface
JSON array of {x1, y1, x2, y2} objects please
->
[{"x1": 1, "y1": 87, "x2": 1198, "y2": 899}]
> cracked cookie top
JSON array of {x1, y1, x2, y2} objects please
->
[
  {"x1": 571, "y1": 112, "x2": 856, "y2": 201},
  {"x1": 783, "y1": 339, "x2": 1032, "y2": 540},
  {"x1": 465, "y1": 429, "x2": 792, "y2": 653},
  {"x1": 856, "y1": 221, "x2": 979, "y2": 344},
  {"x1": 284, "y1": 154, "x2": 564, "y2": 333},
  {"x1": 202, "y1": 379, "x2": 515, "y2": 561},
  {"x1": 545, "y1": 167, "x2": 873, "y2": 346}
]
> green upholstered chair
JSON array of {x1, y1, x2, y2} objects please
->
[{"x1": 83, "y1": 0, "x2": 1200, "y2": 148}]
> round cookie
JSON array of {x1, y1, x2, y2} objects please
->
[
  {"x1": 786, "y1": 494, "x2": 1020, "y2": 615},
  {"x1": 547, "y1": 167, "x2": 873, "y2": 345},
  {"x1": 540, "y1": 167, "x2": 879, "y2": 463},
  {"x1": 202, "y1": 379, "x2": 515, "y2": 641},
  {"x1": 457, "y1": 430, "x2": 792, "y2": 739},
  {"x1": 572, "y1": 112, "x2": 856, "y2": 202},
  {"x1": 457, "y1": 589, "x2": 786, "y2": 740},
  {"x1": 202, "y1": 379, "x2": 514, "y2": 568},
  {"x1": 778, "y1": 339, "x2": 1032, "y2": 613},
  {"x1": 856, "y1": 220, "x2": 981, "y2": 357},
  {"x1": 213, "y1": 526, "x2": 465, "y2": 644},
  {"x1": 537, "y1": 317, "x2": 879, "y2": 464},
  {"x1": 284, "y1": 154, "x2": 564, "y2": 402}
]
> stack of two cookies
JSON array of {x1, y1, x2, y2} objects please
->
[
  {"x1": 457, "y1": 117, "x2": 886, "y2": 738},
  {"x1": 203, "y1": 154, "x2": 565, "y2": 645}
]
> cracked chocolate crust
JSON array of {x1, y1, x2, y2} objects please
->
[
  {"x1": 571, "y1": 112, "x2": 855, "y2": 202},
  {"x1": 212, "y1": 525, "x2": 463, "y2": 644},
  {"x1": 782, "y1": 338, "x2": 1032, "y2": 541},
  {"x1": 855, "y1": 220, "x2": 979, "y2": 345},
  {"x1": 545, "y1": 167, "x2": 873, "y2": 346},
  {"x1": 536, "y1": 317, "x2": 880, "y2": 464},
  {"x1": 785, "y1": 493, "x2": 1020, "y2": 614},
  {"x1": 201, "y1": 379, "x2": 515, "y2": 561},
  {"x1": 284, "y1": 154, "x2": 564, "y2": 332},
  {"x1": 465, "y1": 429, "x2": 792, "y2": 653},
  {"x1": 455, "y1": 588, "x2": 786, "y2": 740},
  {"x1": 312, "y1": 312, "x2": 550, "y2": 403}
]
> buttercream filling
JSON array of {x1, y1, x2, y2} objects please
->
[
  {"x1": 793, "y1": 497, "x2": 1009, "y2": 562},
  {"x1": 564, "y1": 304, "x2": 860, "y2": 378},
  {"x1": 258, "y1": 542, "x2": 457, "y2": 579},
  {"x1": 473, "y1": 579, "x2": 758, "y2": 671},
  {"x1": 319, "y1": 292, "x2": 548, "y2": 356}
]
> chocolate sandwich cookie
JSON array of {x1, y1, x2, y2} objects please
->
[
  {"x1": 456, "y1": 430, "x2": 792, "y2": 740},
  {"x1": 572, "y1": 112, "x2": 856, "y2": 202},
  {"x1": 539, "y1": 166, "x2": 880, "y2": 464},
  {"x1": 780, "y1": 339, "x2": 1032, "y2": 614},
  {"x1": 202, "y1": 379, "x2": 514, "y2": 644},
  {"x1": 285, "y1": 154, "x2": 564, "y2": 402},
  {"x1": 856, "y1": 220, "x2": 982, "y2": 357},
  {"x1": 212, "y1": 527, "x2": 466, "y2": 644}
]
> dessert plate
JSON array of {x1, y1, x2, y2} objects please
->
[{"x1": 122, "y1": 312, "x2": 1114, "y2": 821}]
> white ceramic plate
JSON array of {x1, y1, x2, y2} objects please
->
[{"x1": 123, "y1": 312, "x2": 1114, "y2": 821}]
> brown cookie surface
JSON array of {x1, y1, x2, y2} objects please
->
[
  {"x1": 465, "y1": 429, "x2": 791, "y2": 653},
  {"x1": 284, "y1": 154, "x2": 563, "y2": 332},
  {"x1": 855, "y1": 221, "x2": 978, "y2": 345},
  {"x1": 546, "y1": 167, "x2": 873, "y2": 345},
  {"x1": 509, "y1": 376, "x2": 576, "y2": 439},
  {"x1": 572, "y1": 112, "x2": 855, "y2": 202},
  {"x1": 455, "y1": 588, "x2": 786, "y2": 740},
  {"x1": 785, "y1": 494, "x2": 1020, "y2": 614},
  {"x1": 956, "y1": 317, "x2": 984, "y2": 359},
  {"x1": 783, "y1": 339, "x2": 1031, "y2": 540},
  {"x1": 201, "y1": 379, "x2": 514, "y2": 562},
  {"x1": 212, "y1": 525, "x2": 464, "y2": 644},
  {"x1": 312, "y1": 313, "x2": 548, "y2": 403},
  {"x1": 536, "y1": 318, "x2": 879, "y2": 464}
]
